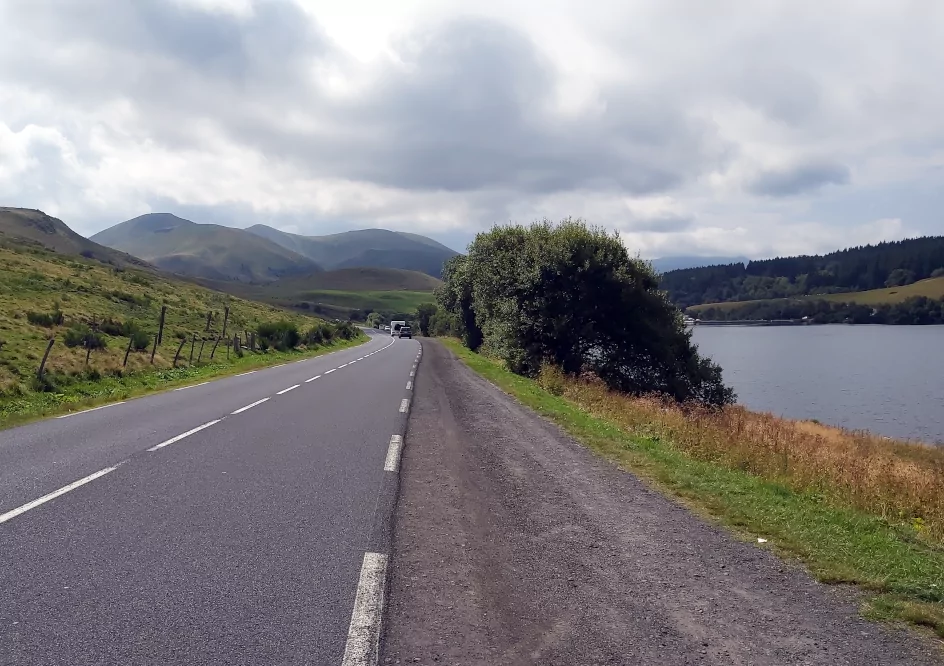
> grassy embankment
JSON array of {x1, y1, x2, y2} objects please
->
[
  {"x1": 441, "y1": 339, "x2": 944, "y2": 638},
  {"x1": 688, "y1": 276, "x2": 944, "y2": 314},
  {"x1": 0, "y1": 242, "x2": 364, "y2": 427},
  {"x1": 198, "y1": 267, "x2": 440, "y2": 320}
]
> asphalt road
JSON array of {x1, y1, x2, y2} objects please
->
[{"x1": 0, "y1": 329, "x2": 418, "y2": 665}]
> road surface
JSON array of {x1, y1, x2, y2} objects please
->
[
  {"x1": 0, "y1": 329, "x2": 417, "y2": 665},
  {"x1": 382, "y1": 339, "x2": 940, "y2": 666}
]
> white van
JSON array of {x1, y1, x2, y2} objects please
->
[{"x1": 390, "y1": 321, "x2": 406, "y2": 336}]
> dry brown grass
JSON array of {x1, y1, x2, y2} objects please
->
[{"x1": 538, "y1": 367, "x2": 944, "y2": 545}]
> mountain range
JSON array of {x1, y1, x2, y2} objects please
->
[{"x1": 91, "y1": 213, "x2": 459, "y2": 283}]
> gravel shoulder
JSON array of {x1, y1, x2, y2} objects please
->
[{"x1": 381, "y1": 339, "x2": 940, "y2": 665}]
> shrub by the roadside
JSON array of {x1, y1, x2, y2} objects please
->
[
  {"x1": 63, "y1": 325, "x2": 107, "y2": 349},
  {"x1": 256, "y1": 320, "x2": 300, "y2": 352},
  {"x1": 26, "y1": 308, "x2": 64, "y2": 327}
]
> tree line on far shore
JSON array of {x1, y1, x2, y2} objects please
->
[{"x1": 694, "y1": 295, "x2": 944, "y2": 325}]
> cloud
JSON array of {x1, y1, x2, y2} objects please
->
[
  {"x1": 747, "y1": 161, "x2": 851, "y2": 197},
  {"x1": 0, "y1": 0, "x2": 943, "y2": 258}
]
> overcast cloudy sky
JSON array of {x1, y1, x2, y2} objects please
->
[{"x1": 1, "y1": 0, "x2": 942, "y2": 257}]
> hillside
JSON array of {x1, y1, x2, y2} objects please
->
[
  {"x1": 260, "y1": 267, "x2": 441, "y2": 293},
  {"x1": 0, "y1": 229, "x2": 338, "y2": 403},
  {"x1": 246, "y1": 225, "x2": 459, "y2": 278},
  {"x1": 196, "y1": 267, "x2": 439, "y2": 320},
  {"x1": 661, "y1": 236, "x2": 944, "y2": 308},
  {"x1": 0, "y1": 208, "x2": 153, "y2": 270},
  {"x1": 91, "y1": 213, "x2": 320, "y2": 283}
]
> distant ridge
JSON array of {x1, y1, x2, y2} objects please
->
[
  {"x1": 91, "y1": 213, "x2": 320, "y2": 283},
  {"x1": 245, "y1": 225, "x2": 459, "y2": 278}
]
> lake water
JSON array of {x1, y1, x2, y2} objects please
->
[{"x1": 691, "y1": 325, "x2": 944, "y2": 445}]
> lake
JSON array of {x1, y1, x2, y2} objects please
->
[{"x1": 691, "y1": 325, "x2": 944, "y2": 445}]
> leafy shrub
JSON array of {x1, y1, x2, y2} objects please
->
[
  {"x1": 26, "y1": 308, "x2": 64, "y2": 327},
  {"x1": 931, "y1": 267, "x2": 944, "y2": 279},
  {"x1": 100, "y1": 318, "x2": 124, "y2": 336},
  {"x1": 333, "y1": 321, "x2": 357, "y2": 340},
  {"x1": 63, "y1": 325, "x2": 107, "y2": 349},
  {"x1": 130, "y1": 329, "x2": 151, "y2": 351},
  {"x1": 305, "y1": 323, "x2": 333, "y2": 346},
  {"x1": 256, "y1": 320, "x2": 300, "y2": 352}
]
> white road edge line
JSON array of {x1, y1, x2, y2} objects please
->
[
  {"x1": 147, "y1": 419, "x2": 222, "y2": 452},
  {"x1": 399, "y1": 398, "x2": 409, "y2": 413},
  {"x1": 384, "y1": 435, "x2": 403, "y2": 472},
  {"x1": 235, "y1": 370, "x2": 257, "y2": 377},
  {"x1": 276, "y1": 384, "x2": 300, "y2": 395},
  {"x1": 341, "y1": 552, "x2": 388, "y2": 666},
  {"x1": 174, "y1": 381, "x2": 209, "y2": 391},
  {"x1": 304, "y1": 375, "x2": 322, "y2": 383},
  {"x1": 0, "y1": 465, "x2": 120, "y2": 525},
  {"x1": 325, "y1": 369, "x2": 336, "y2": 374},
  {"x1": 406, "y1": 381, "x2": 412, "y2": 390},
  {"x1": 56, "y1": 402, "x2": 125, "y2": 419},
  {"x1": 231, "y1": 398, "x2": 269, "y2": 415}
]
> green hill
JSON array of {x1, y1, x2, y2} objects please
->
[
  {"x1": 245, "y1": 225, "x2": 459, "y2": 278},
  {"x1": 196, "y1": 267, "x2": 440, "y2": 319},
  {"x1": 91, "y1": 213, "x2": 320, "y2": 283}
]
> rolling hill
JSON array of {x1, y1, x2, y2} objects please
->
[
  {"x1": 245, "y1": 225, "x2": 459, "y2": 278},
  {"x1": 0, "y1": 208, "x2": 153, "y2": 270},
  {"x1": 196, "y1": 266, "x2": 440, "y2": 320},
  {"x1": 91, "y1": 213, "x2": 320, "y2": 283}
]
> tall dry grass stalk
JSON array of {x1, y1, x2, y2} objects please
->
[{"x1": 538, "y1": 367, "x2": 944, "y2": 544}]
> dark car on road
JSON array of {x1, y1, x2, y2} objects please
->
[{"x1": 398, "y1": 326, "x2": 412, "y2": 339}]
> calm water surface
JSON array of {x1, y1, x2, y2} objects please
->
[{"x1": 691, "y1": 325, "x2": 944, "y2": 445}]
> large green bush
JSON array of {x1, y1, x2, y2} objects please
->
[
  {"x1": 437, "y1": 219, "x2": 734, "y2": 406},
  {"x1": 256, "y1": 320, "x2": 301, "y2": 352}
]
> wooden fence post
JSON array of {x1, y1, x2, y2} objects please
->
[
  {"x1": 220, "y1": 307, "x2": 230, "y2": 339},
  {"x1": 123, "y1": 336, "x2": 133, "y2": 367},
  {"x1": 37, "y1": 338, "x2": 55, "y2": 379},
  {"x1": 85, "y1": 337, "x2": 92, "y2": 366},
  {"x1": 151, "y1": 305, "x2": 166, "y2": 364},
  {"x1": 189, "y1": 333, "x2": 196, "y2": 365},
  {"x1": 173, "y1": 337, "x2": 187, "y2": 367},
  {"x1": 197, "y1": 338, "x2": 206, "y2": 363},
  {"x1": 205, "y1": 311, "x2": 212, "y2": 332}
]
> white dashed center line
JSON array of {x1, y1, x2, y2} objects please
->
[
  {"x1": 231, "y1": 398, "x2": 269, "y2": 415},
  {"x1": 56, "y1": 402, "x2": 125, "y2": 419},
  {"x1": 175, "y1": 381, "x2": 209, "y2": 391},
  {"x1": 305, "y1": 375, "x2": 322, "y2": 383},
  {"x1": 406, "y1": 381, "x2": 412, "y2": 390},
  {"x1": 276, "y1": 384, "x2": 300, "y2": 395},
  {"x1": 325, "y1": 369, "x2": 336, "y2": 374},
  {"x1": 341, "y1": 552, "x2": 388, "y2": 666},
  {"x1": 0, "y1": 465, "x2": 121, "y2": 525},
  {"x1": 147, "y1": 420, "x2": 221, "y2": 452}
]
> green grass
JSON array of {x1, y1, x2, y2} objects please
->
[
  {"x1": 441, "y1": 339, "x2": 944, "y2": 638},
  {"x1": 0, "y1": 240, "x2": 358, "y2": 425},
  {"x1": 688, "y1": 276, "x2": 944, "y2": 313},
  {"x1": 288, "y1": 289, "x2": 434, "y2": 312}
]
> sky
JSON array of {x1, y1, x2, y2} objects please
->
[{"x1": 1, "y1": 0, "x2": 943, "y2": 258}]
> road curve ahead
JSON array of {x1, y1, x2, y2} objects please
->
[{"x1": 0, "y1": 329, "x2": 418, "y2": 665}]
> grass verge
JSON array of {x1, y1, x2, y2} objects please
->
[
  {"x1": 0, "y1": 333, "x2": 366, "y2": 430},
  {"x1": 440, "y1": 338, "x2": 944, "y2": 639}
]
